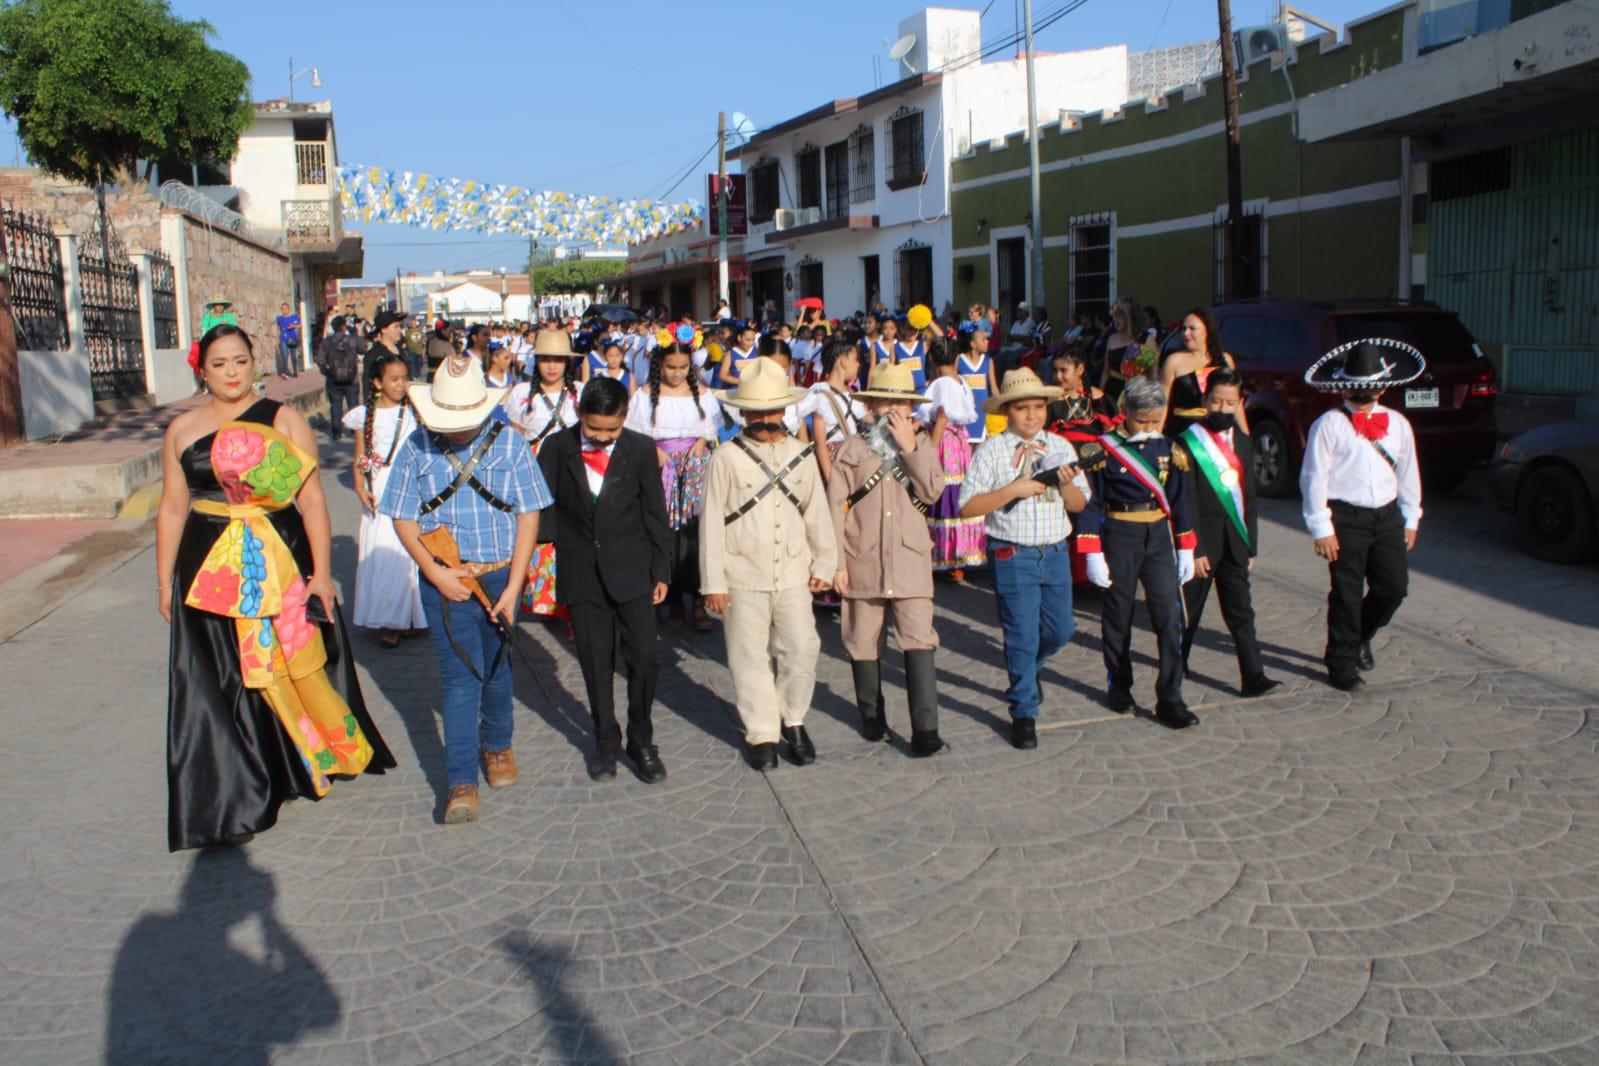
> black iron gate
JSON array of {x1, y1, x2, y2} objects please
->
[
  {"x1": 4, "y1": 209, "x2": 68, "y2": 351},
  {"x1": 79, "y1": 211, "x2": 145, "y2": 399},
  {"x1": 150, "y1": 249, "x2": 179, "y2": 348}
]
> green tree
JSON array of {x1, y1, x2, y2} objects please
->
[
  {"x1": 0, "y1": 0, "x2": 251, "y2": 187},
  {"x1": 531, "y1": 258, "x2": 626, "y2": 294}
]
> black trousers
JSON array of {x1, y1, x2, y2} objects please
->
[
  {"x1": 1182, "y1": 534, "x2": 1264, "y2": 681},
  {"x1": 1101, "y1": 518, "x2": 1185, "y2": 708},
  {"x1": 325, "y1": 381, "x2": 359, "y2": 439},
  {"x1": 667, "y1": 517, "x2": 701, "y2": 607},
  {"x1": 569, "y1": 590, "x2": 660, "y2": 754},
  {"x1": 1325, "y1": 500, "x2": 1408, "y2": 676}
]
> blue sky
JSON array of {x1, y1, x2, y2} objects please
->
[{"x1": 4, "y1": 0, "x2": 1384, "y2": 282}]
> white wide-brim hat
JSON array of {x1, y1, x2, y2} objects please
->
[
  {"x1": 715, "y1": 356, "x2": 808, "y2": 411},
  {"x1": 982, "y1": 367, "x2": 1063, "y2": 414},
  {"x1": 408, "y1": 355, "x2": 508, "y2": 433}
]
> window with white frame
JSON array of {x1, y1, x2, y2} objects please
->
[
  {"x1": 1068, "y1": 214, "x2": 1115, "y2": 320},
  {"x1": 886, "y1": 108, "x2": 926, "y2": 191},
  {"x1": 795, "y1": 145, "x2": 822, "y2": 211},
  {"x1": 849, "y1": 125, "x2": 875, "y2": 203},
  {"x1": 1213, "y1": 202, "x2": 1268, "y2": 303}
]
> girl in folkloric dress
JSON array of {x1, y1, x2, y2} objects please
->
[
  {"x1": 345, "y1": 351, "x2": 426, "y2": 647},
  {"x1": 804, "y1": 340, "x2": 866, "y2": 484},
  {"x1": 506, "y1": 332, "x2": 583, "y2": 622},
  {"x1": 157, "y1": 325, "x2": 394, "y2": 851},
  {"x1": 917, "y1": 341, "x2": 988, "y2": 579},
  {"x1": 626, "y1": 340, "x2": 723, "y2": 630}
]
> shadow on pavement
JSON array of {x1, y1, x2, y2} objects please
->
[
  {"x1": 499, "y1": 931, "x2": 623, "y2": 1064},
  {"x1": 105, "y1": 848, "x2": 338, "y2": 1065}
]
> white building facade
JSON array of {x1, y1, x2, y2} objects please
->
[{"x1": 733, "y1": 7, "x2": 1126, "y2": 321}]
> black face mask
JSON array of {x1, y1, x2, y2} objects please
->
[
  {"x1": 1348, "y1": 392, "x2": 1378, "y2": 405},
  {"x1": 1203, "y1": 410, "x2": 1235, "y2": 432}
]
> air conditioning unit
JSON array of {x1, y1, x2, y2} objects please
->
[
  {"x1": 798, "y1": 207, "x2": 822, "y2": 225},
  {"x1": 1234, "y1": 23, "x2": 1287, "y2": 66},
  {"x1": 773, "y1": 209, "x2": 798, "y2": 230}
]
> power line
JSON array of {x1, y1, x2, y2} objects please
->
[
  {"x1": 1145, "y1": 0, "x2": 1178, "y2": 50},
  {"x1": 651, "y1": 140, "x2": 718, "y2": 202}
]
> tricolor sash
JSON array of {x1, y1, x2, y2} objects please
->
[
  {"x1": 1181, "y1": 424, "x2": 1250, "y2": 550},
  {"x1": 1099, "y1": 432, "x2": 1170, "y2": 516}
]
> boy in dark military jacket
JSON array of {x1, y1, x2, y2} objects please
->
[{"x1": 1076, "y1": 377, "x2": 1200, "y2": 729}]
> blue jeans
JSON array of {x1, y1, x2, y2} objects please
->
[
  {"x1": 420, "y1": 568, "x2": 514, "y2": 787},
  {"x1": 276, "y1": 338, "x2": 299, "y2": 376},
  {"x1": 990, "y1": 539, "x2": 1076, "y2": 719}
]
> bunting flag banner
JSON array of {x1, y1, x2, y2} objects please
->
[{"x1": 336, "y1": 165, "x2": 703, "y2": 245}]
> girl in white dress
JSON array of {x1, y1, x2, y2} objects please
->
[
  {"x1": 804, "y1": 340, "x2": 866, "y2": 484},
  {"x1": 345, "y1": 351, "x2": 426, "y2": 645},
  {"x1": 506, "y1": 336, "x2": 582, "y2": 620},
  {"x1": 626, "y1": 343, "x2": 723, "y2": 629}
]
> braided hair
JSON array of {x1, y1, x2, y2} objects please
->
[
  {"x1": 646, "y1": 343, "x2": 704, "y2": 426},
  {"x1": 525, "y1": 355, "x2": 580, "y2": 415},
  {"x1": 361, "y1": 350, "x2": 411, "y2": 487}
]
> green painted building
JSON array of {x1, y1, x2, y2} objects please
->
[{"x1": 950, "y1": 5, "x2": 1412, "y2": 331}]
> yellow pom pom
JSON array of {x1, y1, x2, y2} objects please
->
[{"x1": 907, "y1": 304, "x2": 932, "y2": 331}]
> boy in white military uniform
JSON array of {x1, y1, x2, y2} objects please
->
[{"x1": 701, "y1": 358, "x2": 837, "y2": 770}]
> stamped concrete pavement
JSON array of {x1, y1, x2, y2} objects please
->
[{"x1": 1, "y1": 437, "x2": 1597, "y2": 1064}]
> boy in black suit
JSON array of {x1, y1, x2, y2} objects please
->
[
  {"x1": 1174, "y1": 369, "x2": 1279, "y2": 698},
  {"x1": 538, "y1": 376, "x2": 673, "y2": 782}
]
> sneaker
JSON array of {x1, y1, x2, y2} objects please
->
[{"x1": 444, "y1": 784, "x2": 479, "y2": 823}]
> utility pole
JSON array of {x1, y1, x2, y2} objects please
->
[
  {"x1": 716, "y1": 111, "x2": 730, "y2": 311},
  {"x1": 528, "y1": 234, "x2": 538, "y2": 321},
  {"x1": 1217, "y1": 0, "x2": 1246, "y2": 301},
  {"x1": 1023, "y1": 0, "x2": 1045, "y2": 317}
]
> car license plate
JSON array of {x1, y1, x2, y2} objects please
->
[{"x1": 1405, "y1": 387, "x2": 1439, "y2": 409}]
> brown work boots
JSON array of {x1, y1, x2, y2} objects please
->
[
  {"x1": 482, "y1": 748, "x2": 519, "y2": 789},
  {"x1": 443, "y1": 748, "x2": 518, "y2": 826}
]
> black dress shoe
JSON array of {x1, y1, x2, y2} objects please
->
[
  {"x1": 626, "y1": 743, "x2": 667, "y2": 784},
  {"x1": 861, "y1": 717, "x2": 890, "y2": 743},
  {"x1": 588, "y1": 752, "x2": 618, "y2": 780},
  {"x1": 781, "y1": 725, "x2": 816, "y2": 766},
  {"x1": 1107, "y1": 689, "x2": 1134, "y2": 714},
  {"x1": 910, "y1": 731, "x2": 949, "y2": 758},
  {"x1": 748, "y1": 742, "x2": 780, "y2": 771},
  {"x1": 1358, "y1": 640, "x2": 1376, "y2": 672},
  {"x1": 1328, "y1": 673, "x2": 1365, "y2": 692},
  {"x1": 1010, "y1": 717, "x2": 1038, "y2": 750},
  {"x1": 1155, "y1": 702, "x2": 1200, "y2": 730},
  {"x1": 1240, "y1": 675, "x2": 1282, "y2": 698}
]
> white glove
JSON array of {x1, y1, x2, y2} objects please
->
[
  {"x1": 1085, "y1": 553, "x2": 1112, "y2": 588},
  {"x1": 1177, "y1": 548, "x2": 1195, "y2": 585}
]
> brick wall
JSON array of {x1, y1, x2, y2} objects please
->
[{"x1": 0, "y1": 168, "x2": 163, "y2": 252}]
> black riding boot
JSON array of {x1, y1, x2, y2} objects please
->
[
  {"x1": 905, "y1": 649, "x2": 947, "y2": 756},
  {"x1": 851, "y1": 660, "x2": 889, "y2": 741}
]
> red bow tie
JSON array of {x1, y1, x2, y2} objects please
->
[
  {"x1": 581, "y1": 449, "x2": 610, "y2": 478},
  {"x1": 1351, "y1": 410, "x2": 1389, "y2": 441}
]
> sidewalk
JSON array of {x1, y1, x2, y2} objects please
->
[{"x1": 0, "y1": 372, "x2": 328, "y2": 519}]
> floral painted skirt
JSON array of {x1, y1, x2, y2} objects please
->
[
  {"x1": 929, "y1": 429, "x2": 987, "y2": 570},
  {"x1": 521, "y1": 543, "x2": 564, "y2": 618}
]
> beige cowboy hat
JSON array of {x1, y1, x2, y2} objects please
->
[
  {"x1": 983, "y1": 367, "x2": 1063, "y2": 414},
  {"x1": 408, "y1": 355, "x2": 509, "y2": 433},
  {"x1": 532, "y1": 329, "x2": 582, "y2": 359},
  {"x1": 855, "y1": 360, "x2": 927, "y2": 404},
  {"x1": 205, "y1": 293, "x2": 232, "y2": 308},
  {"x1": 715, "y1": 356, "x2": 808, "y2": 411}
]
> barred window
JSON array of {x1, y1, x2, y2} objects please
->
[
  {"x1": 1213, "y1": 204, "x2": 1268, "y2": 302},
  {"x1": 1068, "y1": 215, "x2": 1114, "y2": 320},
  {"x1": 750, "y1": 160, "x2": 780, "y2": 224},
  {"x1": 849, "y1": 126, "x2": 875, "y2": 203},
  {"x1": 886, "y1": 109, "x2": 925, "y2": 191},
  {"x1": 795, "y1": 146, "x2": 822, "y2": 210}
]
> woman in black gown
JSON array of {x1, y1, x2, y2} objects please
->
[
  {"x1": 1160, "y1": 307, "x2": 1246, "y2": 437},
  {"x1": 156, "y1": 325, "x2": 394, "y2": 851}
]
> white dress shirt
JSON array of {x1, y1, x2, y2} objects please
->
[
  {"x1": 1299, "y1": 402, "x2": 1422, "y2": 540},
  {"x1": 580, "y1": 436, "x2": 616, "y2": 497}
]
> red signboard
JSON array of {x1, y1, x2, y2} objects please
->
[{"x1": 706, "y1": 174, "x2": 748, "y2": 238}]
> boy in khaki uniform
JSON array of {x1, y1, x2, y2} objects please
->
[
  {"x1": 702, "y1": 358, "x2": 838, "y2": 771},
  {"x1": 826, "y1": 362, "x2": 948, "y2": 756}
]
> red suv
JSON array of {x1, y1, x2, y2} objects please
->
[{"x1": 1206, "y1": 300, "x2": 1498, "y2": 496}]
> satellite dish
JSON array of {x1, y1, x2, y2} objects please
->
[
  {"x1": 888, "y1": 33, "x2": 918, "y2": 75},
  {"x1": 728, "y1": 111, "x2": 757, "y2": 148}
]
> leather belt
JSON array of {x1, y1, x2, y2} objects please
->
[
  {"x1": 1172, "y1": 407, "x2": 1205, "y2": 417},
  {"x1": 1107, "y1": 501, "x2": 1162, "y2": 513},
  {"x1": 463, "y1": 559, "x2": 512, "y2": 576}
]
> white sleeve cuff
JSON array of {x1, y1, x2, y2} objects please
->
[{"x1": 1307, "y1": 517, "x2": 1336, "y2": 540}]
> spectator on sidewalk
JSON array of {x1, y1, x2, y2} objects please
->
[
  {"x1": 273, "y1": 303, "x2": 301, "y2": 379},
  {"x1": 316, "y1": 316, "x2": 362, "y2": 441}
]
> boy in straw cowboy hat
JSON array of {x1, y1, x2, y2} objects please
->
[
  {"x1": 381, "y1": 354, "x2": 553, "y2": 823},
  {"x1": 1299, "y1": 338, "x2": 1425, "y2": 692},
  {"x1": 826, "y1": 361, "x2": 949, "y2": 756},
  {"x1": 701, "y1": 357, "x2": 838, "y2": 771},
  {"x1": 958, "y1": 368, "x2": 1091, "y2": 750}
]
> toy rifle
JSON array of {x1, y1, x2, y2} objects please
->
[{"x1": 418, "y1": 525, "x2": 553, "y2": 702}]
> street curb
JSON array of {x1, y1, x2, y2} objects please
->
[{"x1": 0, "y1": 517, "x2": 155, "y2": 643}]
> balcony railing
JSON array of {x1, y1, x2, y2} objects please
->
[
  {"x1": 295, "y1": 141, "x2": 328, "y2": 186},
  {"x1": 282, "y1": 197, "x2": 341, "y2": 251}
]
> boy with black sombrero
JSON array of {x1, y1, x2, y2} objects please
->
[
  {"x1": 1300, "y1": 338, "x2": 1425, "y2": 692},
  {"x1": 381, "y1": 355, "x2": 553, "y2": 823}
]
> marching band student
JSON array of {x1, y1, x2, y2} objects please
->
[
  {"x1": 715, "y1": 321, "x2": 761, "y2": 387},
  {"x1": 1299, "y1": 338, "x2": 1426, "y2": 692},
  {"x1": 593, "y1": 340, "x2": 634, "y2": 396},
  {"x1": 917, "y1": 342, "x2": 986, "y2": 578},
  {"x1": 866, "y1": 315, "x2": 899, "y2": 379},
  {"x1": 827, "y1": 363, "x2": 948, "y2": 755},
  {"x1": 1174, "y1": 369, "x2": 1279, "y2": 697},
  {"x1": 958, "y1": 369, "x2": 1090, "y2": 750},
  {"x1": 1076, "y1": 377, "x2": 1200, "y2": 730},
  {"x1": 506, "y1": 330, "x2": 583, "y2": 621},
  {"x1": 701, "y1": 358, "x2": 837, "y2": 771},
  {"x1": 382, "y1": 355, "x2": 551, "y2": 824},
  {"x1": 627, "y1": 341, "x2": 724, "y2": 630},
  {"x1": 539, "y1": 377, "x2": 672, "y2": 783}
]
